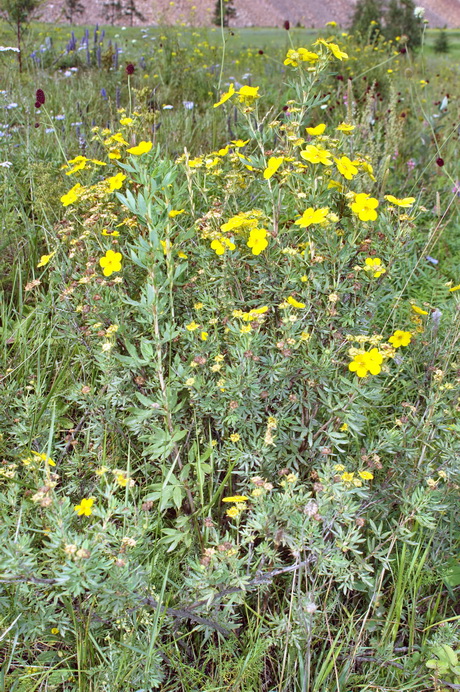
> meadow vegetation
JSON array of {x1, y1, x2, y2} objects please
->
[{"x1": 0, "y1": 16, "x2": 460, "y2": 692}]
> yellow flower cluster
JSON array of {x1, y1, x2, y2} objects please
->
[
  {"x1": 348, "y1": 348, "x2": 383, "y2": 378},
  {"x1": 62, "y1": 155, "x2": 107, "y2": 176},
  {"x1": 340, "y1": 470, "x2": 374, "y2": 487},
  {"x1": 233, "y1": 306, "x2": 269, "y2": 322},
  {"x1": 348, "y1": 328, "x2": 412, "y2": 377}
]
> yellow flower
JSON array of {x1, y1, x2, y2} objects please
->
[
  {"x1": 64, "y1": 155, "x2": 88, "y2": 175},
  {"x1": 284, "y1": 47, "x2": 319, "y2": 67},
  {"x1": 263, "y1": 156, "x2": 283, "y2": 179},
  {"x1": 314, "y1": 38, "x2": 348, "y2": 60},
  {"x1": 222, "y1": 495, "x2": 248, "y2": 502},
  {"x1": 106, "y1": 132, "x2": 129, "y2": 146},
  {"x1": 341, "y1": 472, "x2": 354, "y2": 482},
  {"x1": 168, "y1": 209, "x2": 185, "y2": 217},
  {"x1": 287, "y1": 296, "x2": 306, "y2": 309},
  {"x1": 240, "y1": 324, "x2": 252, "y2": 333},
  {"x1": 185, "y1": 321, "x2": 199, "y2": 331},
  {"x1": 229, "y1": 433, "x2": 240, "y2": 442},
  {"x1": 336, "y1": 122, "x2": 355, "y2": 133},
  {"x1": 226, "y1": 506, "x2": 240, "y2": 518},
  {"x1": 74, "y1": 498, "x2": 94, "y2": 516},
  {"x1": 99, "y1": 250, "x2": 122, "y2": 277},
  {"x1": 351, "y1": 193, "x2": 379, "y2": 221},
  {"x1": 294, "y1": 207, "x2": 329, "y2": 228},
  {"x1": 384, "y1": 195, "x2": 416, "y2": 207},
  {"x1": 335, "y1": 156, "x2": 358, "y2": 180},
  {"x1": 213, "y1": 83, "x2": 235, "y2": 108},
  {"x1": 116, "y1": 473, "x2": 128, "y2": 487},
  {"x1": 364, "y1": 257, "x2": 386, "y2": 278},
  {"x1": 348, "y1": 348, "x2": 383, "y2": 377},
  {"x1": 51, "y1": 628, "x2": 60, "y2": 635},
  {"x1": 340, "y1": 423, "x2": 348, "y2": 431},
  {"x1": 120, "y1": 117, "x2": 133, "y2": 125},
  {"x1": 449, "y1": 284, "x2": 460, "y2": 292},
  {"x1": 31, "y1": 451, "x2": 56, "y2": 466},
  {"x1": 211, "y1": 237, "x2": 235, "y2": 255},
  {"x1": 411, "y1": 304, "x2": 429, "y2": 315},
  {"x1": 231, "y1": 139, "x2": 249, "y2": 148},
  {"x1": 358, "y1": 470, "x2": 374, "y2": 480},
  {"x1": 306, "y1": 123, "x2": 326, "y2": 136},
  {"x1": 300, "y1": 145, "x2": 333, "y2": 166},
  {"x1": 221, "y1": 212, "x2": 259, "y2": 233},
  {"x1": 106, "y1": 173, "x2": 126, "y2": 192},
  {"x1": 37, "y1": 251, "x2": 56, "y2": 268},
  {"x1": 247, "y1": 228, "x2": 268, "y2": 255},
  {"x1": 127, "y1": 141, "x2": 152, "y2": 155},
  {"x1": 101, "y1": 229, "x2": 120, "y2": 236},
  {"x1": 237, "y1": 85, "x2": 260, "y2": 105},
  {"x1": 60, "y1": 183, "x2": 83, "y2": 207},
  {"x1": 200, "y1": 331, "x2": 208, "y2": 340},
  {"x1": 388, "y1": 330, "x2": 412, "y2": 348}
]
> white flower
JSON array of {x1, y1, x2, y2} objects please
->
[
  {"x1": 0, "y1": 46, "x2": 20, "y2": 53},
  {"x1": 414, "y1": 6, "x2": 425, "y2": 18},
  {"x1": 182, "y1": 100, "x2": 194, "y2": 110},
  {"x1": 0, "y1": 161, "x2": 12, "y2": 168},
  {"x1": 163, "y1": 104, "x2": 173, "y2": 110}
]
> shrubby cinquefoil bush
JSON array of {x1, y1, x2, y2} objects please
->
[{"x1": 1, "y1": 31, "x2": 459, "y2": 691}]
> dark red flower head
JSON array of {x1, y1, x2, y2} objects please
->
[
  {"x1": 126, "y1": 63, "x2": 135, "y2": 75},
  {"x1": 35, "y1": 89, "x2": 45, "y2": 105},
  {"x1": 283, "y1": 20, "x2": 290, "y2": 30},
  {"x1": 436, "y1": 157, "x2": 444, "y2": 167}
]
